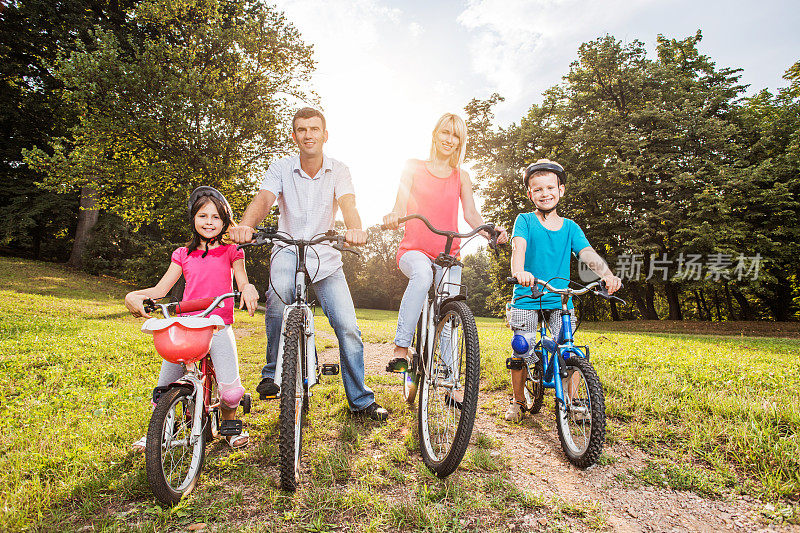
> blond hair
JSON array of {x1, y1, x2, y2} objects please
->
[{"x1": 429, "y1": 113, "x2": 468, "y2": 168}]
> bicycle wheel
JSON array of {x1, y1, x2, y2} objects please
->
[
  {"x1": 524, "y1": 356, "x2": 544, "y2": 414},
  {"x1": 555, "y1": 356, "x2": 606, "y2": 468},
  {"x1": 279, "y1": 308, "x2": 305, "y2": 491},
  {"x1": 145, "y1": 386, "x2": 206, "y2": 505},
  {"x1": 402, "y1": 317, "x2": 422, "y2": 404},
  {"x1": 418, "y1": 300, "x2": 479, "y2": 477}
]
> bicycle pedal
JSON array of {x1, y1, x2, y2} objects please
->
[
  {"x1": 239, "y1": 393, "x2": 251, "y2": 415},
  {"x1": 219, "y1": 419, "x2": 242, "y2": 436},
  {"x1": 322, "y1": 363, "x2": 340, "y2": 376}
]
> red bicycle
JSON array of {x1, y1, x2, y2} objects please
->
[{"x1": 141, "y1": 292, "x2": 251, "y2": 505}]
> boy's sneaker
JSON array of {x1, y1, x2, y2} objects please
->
[
  {"x1": 256, "y1": 378, "x2": 280, "y2": 399},
  {"x1": 504, "y1": 401, "x2": 524, "y2": 423},
  {"x1": 353, "y1": 402, "x2": 389, "y2": 422}
]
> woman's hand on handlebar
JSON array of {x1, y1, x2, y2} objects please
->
[
  {"x1": 229, "y1": 224, "x2": 255, "y2": 245},
  {"x1": 494, "y1": 226, "x2": 509, "y2": 244},
  {"x1": 512, "y1": 271, "x2": 536, "y2": 287},
  {"x1": 382, "y1": 212, "x2": 401, "y2": 230},
  {"x1": 239, "y1": 283, "x2": 260, "y2": 317},
  {"x1": 124, "y1": 292, "x2": 152, "y2": 319}
]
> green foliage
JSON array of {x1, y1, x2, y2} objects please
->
[{"x1": 24, "y1": 0, "x2": 315, "y2": 231}]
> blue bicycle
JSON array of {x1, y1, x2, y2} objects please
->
[{"x1": 506, "y1": 276, "x2": 624, "y2": 467}]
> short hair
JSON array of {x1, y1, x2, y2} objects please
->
[
  {"x1": 429, "y1": 113, "x2": 468, "y2": 168},
  {"x1": 293, "y1": 107, "x2": 326, "y2": 131}
]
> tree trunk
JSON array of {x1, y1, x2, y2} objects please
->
[
  {"x1": 723, "y1": 282, "x2": 734, "y2": 320},
  {"x1": 693, "y1": 290, "x2": 705, "y2": 320},
  {"x1": 629, "y1": 283, "x2": 650, "y2": 319},
  {"x1": 731, "y1": 286, "x2": 753, "y2": 320},
  {"x1": 645, "y1": 282, "x2": 659, "y2": 320},
  {"x1": 712, "y1": 289, "x2": 723, "y2": 321},
  {"x1": 664, "y1": 281, "x2": 683, "y2": 320},
  {"x1": 67, "y1": 186, "x2": 99, "y2": 268},
  {"x1": 610, "y1": 299, "x2": 620, "y2": 321},
  {"x1": 698, "y1": 288, "x2": 712, "y2": 321}
]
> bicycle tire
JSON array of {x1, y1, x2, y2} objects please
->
[
  {"x1": 418, "y1": 300, "x2": 479, "y2": 477},
  {"x1": 555, "y1": 356, "x2": 605, "y2": 468},
  {"x1": 524, "y1": 356, "x2": 544, "y2": 414},
  {"x1": 279, "y1": 308, "x2": 305, "y2": 491},
  {"x1": 145, "y1": 386, "x2": 206, "y2": 505}
]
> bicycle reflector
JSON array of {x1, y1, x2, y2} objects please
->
[{"x1": 142, "y1": 316, "x2": 225, "y2": 364}]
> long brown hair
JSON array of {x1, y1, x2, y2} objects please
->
[{"x1": 186, "y1": 195, "x2": 234, "y2": 255}]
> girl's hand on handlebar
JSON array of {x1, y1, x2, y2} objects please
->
[
  {"x1": 124, "y1": 292, "x2": 151, "y2": 319},
  {"x1": 344, "y1": 228, "x2": 367, "y2": 246},
  {"x1": 601, "y1": 274, "x2": 622, "y2": 294},
  {"x1": 229, "y1": 224, "x2": 255, "y2": 245},
  {"x1": 512, "y1": 271, "x2": 536, "y2": 287},
  {"x1": 239, "y1": 283, "x2": 260, "y2": 317}
]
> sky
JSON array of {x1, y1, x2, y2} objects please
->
[{"x1": 269, "y1": 0, "x2": 800, "y2": 253}]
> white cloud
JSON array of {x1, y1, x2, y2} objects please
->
[{"x1": 457, "y1": 0, "x2": 656, "y2": 116}]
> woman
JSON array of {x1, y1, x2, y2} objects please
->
[{"x1": 383, "y1": 113, "x2": 507, "y2": 372}]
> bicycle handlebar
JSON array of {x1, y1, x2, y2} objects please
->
[
  {"x1": 237, "y1": 227, "x2": 361, "y2": 256},
  {"x1": 144, "y1": 291, "x2": 241, "y2": 318},
  {"x1": 506, "y1": 277, "x2": 626, "y2": 304},
  {"x1": 381, "y1": 213, "x2": 503, "y2": 252}
]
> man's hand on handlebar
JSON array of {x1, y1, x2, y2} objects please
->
[
  {"x1": 239, "y1": 283, "x2": 260, "y2": 317},
  {"x1": 124, "y1": 292, "x2": 152, "y2": 319},
  {"x1": 601, "y1": 274, "x2": 622, "y2": 295},
  {"x1": 512, "y1": 271, "x2": 536, "y2": 287},
  {"x1": 229, "y1": 224, "x2": 256, "y2": 245},
  {"x1": 494, "y1": 226, "x2": 509, "y2": 245},
  {"x1": 344, "y1": 228, "x2": 367, "y2": 246}
]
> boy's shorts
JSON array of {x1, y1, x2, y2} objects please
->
[{"x1": 506, "y1": 307, "x2": 577, "y2": 338}]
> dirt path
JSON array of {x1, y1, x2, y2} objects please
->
[{"x1": 317, "y1": 335, "x2": 790, "y2": 532}]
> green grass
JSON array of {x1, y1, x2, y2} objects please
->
[{"x1": 1, "y1": 256, "x2": 799, "y2": 531}]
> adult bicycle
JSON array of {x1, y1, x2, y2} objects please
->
[
  {"x1": 382, "y1": 214, "x2": 501, "y2": 477},
  {"x1": 238, "y1": 227, "x2": 354, "y2": 491},
  {"x1": 140, "y1": 293, "x2": 252, "y2": 505},
  {"x1": 506, "y1": 276, "x2": 624, "y2": 467}
]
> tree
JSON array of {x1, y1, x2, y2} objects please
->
[{"x1": 24, "y1": 0, "x2": 315, "y2": 265}]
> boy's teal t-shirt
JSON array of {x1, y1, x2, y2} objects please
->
[{"x1": 512, "y1": 213, "x2": 591, "y2": 310}]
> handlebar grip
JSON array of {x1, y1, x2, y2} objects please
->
[
  {"x1": 506, "y1": 276, "x2": 518, "y2": 284},
  {"x1": 143, "y1": 299, "x2": 157, "y2": 313},
  {"x1": 175, "y1": 297, "x2": 216, "y2": 314}
]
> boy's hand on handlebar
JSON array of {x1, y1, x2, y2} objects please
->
[
  {"x1": 239, "y1": 283, "x2": 260, "y2": 317},
  {"x1": 602, "y1": 274, "x2": 622, "y2": 294},
  {"x1": 512, "y1": 271, "x2": 536, "y2": 287},
  {"x1": 344, "y1": 228, "x2": 367, "y2": 246},
  {"x1": 229, "y1": 225, "x2": 255, "y2": 244},
  {"x1": 124, "y1": 292, "x2": 151, "y2": 319},
  {"x1": 382, "y1": 212, "x2": 401, "y2": 230}
]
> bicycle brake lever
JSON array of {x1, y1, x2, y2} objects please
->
[{"x1": 334, "y1": 245, "x2": 361, "y2": 256}]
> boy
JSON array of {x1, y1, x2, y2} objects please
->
[{"x1": 506, "y1": 159, "x2": 621, "y2": 422}]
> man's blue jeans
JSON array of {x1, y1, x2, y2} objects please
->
[{"x1": 263, "y1": 249, "x2": 375, "y2": 411}]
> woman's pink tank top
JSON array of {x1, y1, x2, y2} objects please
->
[{"x1": 396, "y1": 161, "x2": 461, "y2": 264}]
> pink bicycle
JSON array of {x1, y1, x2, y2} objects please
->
[{"x1": 140, "y1": 292, "x2": 251, "y2": 505}]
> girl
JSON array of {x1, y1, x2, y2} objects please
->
[
  {"x1": 382, "y1": 113, "x2": 508, "y2": 375},
  {"x1": 125, "y1": 186, "x2": 259, "y2": 449}
]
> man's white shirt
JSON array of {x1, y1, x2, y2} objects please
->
[{"x1": 260, "y1": 154, "x2": 355, "y2": 281}]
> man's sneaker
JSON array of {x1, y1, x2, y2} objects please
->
[
  {"x1": 504, "y1": 401, "x2": 523, "y2": 423},
  {"x1": 354, "y1": 402, "x2": 388, "y2": 422},
  {"x1": 256, "y1": 378, "x2": 280, "y2": 399}
]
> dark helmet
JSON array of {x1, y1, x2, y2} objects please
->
[
  {"x1": 188, "y1": 186, "x2": 234, "y2": 222},
  {"x1": 522, "y1": 160, "x2": 566, "y2": 189}
]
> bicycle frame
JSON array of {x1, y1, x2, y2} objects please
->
[{"x1": 273, "y1": 267, "x2": 317, "y2": 394}]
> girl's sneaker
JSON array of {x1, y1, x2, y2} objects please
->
[
  {"x1": 504, "y1": 401, "x2": 523, "y2": 423},
  {"x1": 132, "y1": 436, "x2": 147, "y2": 452}
]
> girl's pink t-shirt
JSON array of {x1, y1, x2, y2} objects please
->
[
  {"x1": 171, "y1": 244, "x2": 244, "y2": 324},
  {"x1": 396, "y1": 161, "x2": 461, "y2": 264}
]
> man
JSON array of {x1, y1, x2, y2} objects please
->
[{"x1": 230, "y1": 107, "x2": 387, "y2": 421}]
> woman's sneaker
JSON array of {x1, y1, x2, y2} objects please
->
[
  {"x1": 504, "y1": 401, "x2": 524, "y2": 423},
  {"x1": 132, "y1": 436, "x2": 147, "y2": 452}
]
